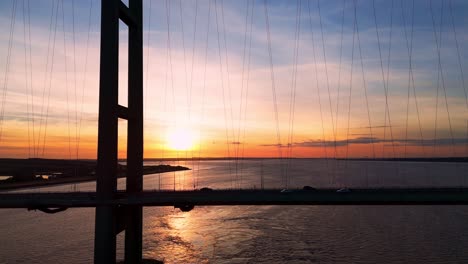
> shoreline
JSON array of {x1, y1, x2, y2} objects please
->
[{"x1": 0, "y1": 164, "x2": 189, "y2": 191}]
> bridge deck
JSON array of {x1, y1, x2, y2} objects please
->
[{"x1": 1, "y1": 188, "x2": 468, "y2": 209}]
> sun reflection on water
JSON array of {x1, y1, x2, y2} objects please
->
[
  {"x1": 143, "y1": 206, "x2": 267, "y2": 263},
  {"x1": 144, "y1": 208, "x2": 212, "y2": 263}
]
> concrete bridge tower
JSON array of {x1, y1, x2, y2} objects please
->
[{"x1": 94, "y1": 0, "x2": 143, "y2": 263}]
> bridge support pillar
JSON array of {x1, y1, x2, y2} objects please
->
[{"x1": 94, "y1": 0, "x2": 143, "y2": 263}]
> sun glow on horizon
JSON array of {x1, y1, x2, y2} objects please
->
[{"x1": 165, "y1": 127, "x2": 196, "y2": 151}]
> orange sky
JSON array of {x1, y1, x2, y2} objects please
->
[{"x1": 0, "y1": 0, "x2": 467, "y2": 159}]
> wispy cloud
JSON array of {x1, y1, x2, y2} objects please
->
[{"x1": 291, "y1": 137, "x2": 468, "y2": 148}]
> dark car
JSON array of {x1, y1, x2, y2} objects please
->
[
  {"x1": 303, "y1": 186, "x2": 317, "y2": 191},
  {"x1": 199, "y1": 187, "x2": 213, "y2": 192}
]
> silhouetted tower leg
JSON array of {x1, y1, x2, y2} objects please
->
[
  {"x1": 94, "y1": 0, "x2": 143, "y2": 263},
  {"x1": 125, "y1": 0, "x2": 144, "y2": 263}
]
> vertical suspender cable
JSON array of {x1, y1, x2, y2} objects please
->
[
  {"x1": 373, "y1": 0, "x2": 396, "y2": 159},
  {"x1": 22, "y1": 0, "x2": 32, "y2": 157},
  {"x1": 196, "y1": 0, "x2": 212, "y2": 189},
  {"x1": 234, "y1": 0, "x2": 251, "y2": 189},
  {"x1": 61, "y1": 0, "x2": 72, "y2": 159},
  {"x1": 40, "y1": 0, "x2": 60, "y2": 157},
  {"x1": 307, "y1": 0, "x2": 329, "y2": 182},
  {"x1": 264, "y1": 0, "x2": 285, "y2": 187},
  {"x1": 76, "y1": 0, "x2": 93, "y2": 160},
  {"x1": 317, "y1": 0, "x2": 338, "y2": 161},
  {"x1": 0, "y1": 0, "x2": 17, "y2": 146},
  {"x1": 333, "y1": 0, "x2": 346, "y2": 183},
  {"x1": 448, "y1": 0, "x2": 468, "y2": 156},
  {"x1": 240, "y1": 0, "x2": 256, "y2": 187},
  {"x1": 214, "y1": 0, "x2": 234, "y2": 188},
  {"x1": 430, "y1": 1, "x2": 455, "y2": 156},
  {"x1": 71, "y1": 0, "x2": 79, "y2": 160},
  {"x1": 355, "y1": 0, "x2": 376, "y2": 159},
  {"x1": 26, "y1": 0, "x2": 36, "y2": 158},
  {"x1": 286, "y1": 0, "x2": 301, "y2": 189},
  {"x1": 345, "y1": 0, "x2": 357, "y2": 179},
  {"x1": 188, "y1": 0, "x2": 199, "y2": 189},
  {"x1": 220, "y1": 0, "x2": 237, "y2": 186}
]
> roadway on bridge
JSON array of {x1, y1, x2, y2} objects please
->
[{"x1": 1, "y1": 188, "x2": 468, "y2": 210}]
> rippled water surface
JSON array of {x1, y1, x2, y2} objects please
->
[{"x1": 1, "y1": 159, "x2": 468, "y2": 263}]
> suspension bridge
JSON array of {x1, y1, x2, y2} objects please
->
[{"x1": 0, "y1": 0, "x2": 467, "y2": 263}]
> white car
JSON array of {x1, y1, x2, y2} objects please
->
[{"x1": 336, "y1": 188, "x2": 351, "y2": 193}]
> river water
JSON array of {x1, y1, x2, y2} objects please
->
[{"x1": 1, "y1": 159, "x2": 467, "y2": 263}]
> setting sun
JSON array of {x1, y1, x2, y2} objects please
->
[{"x1": 166, "y1": 127, "x2": 196, "y2": 151}]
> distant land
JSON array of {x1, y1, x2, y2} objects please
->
[
  {"x1": 335, "y1": 157, "x2": 468, "y2": 163},
  {"x1": 1, "y1": 157, "x2": 466, "y2": 191},
  {"x1": 143, "y1": 157, "x2": 468, "y2": 162},
  {"x1": 0, "y1": 158, "x2": 189, "y2": 191}
]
